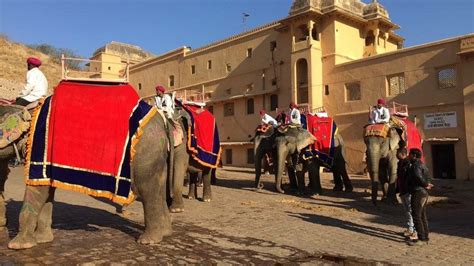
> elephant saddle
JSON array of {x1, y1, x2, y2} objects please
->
[
  {"x1": 303, "y1": 114, "x2": 338, "y2": 168},
  {"x1": 364, "y1": 123, "x2": 390, "y2": 138},
  {"x1": 256, "y1": 124, "x2": 271, "y2": 133},
  {"x1": 25, "y1": 81, "x2": 157, "y2": 204},
  {"x1": 0, "y1": 105, "x2": 31, "y2": 149}
]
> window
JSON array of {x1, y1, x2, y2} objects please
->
[
  {"x1": 224, "y1": 102, "x2": 234, "y2": 116},
  {"x1": 247, "y1": 48, "x2": 253, "y2": 58},
  {"x1": 225, "y1": 149, "x2": 233, "y2": 164},
  {"x1": 191, "y1": 65, "x2": 196, "y2": 74},
  {"x1": 387, "y1": 74, "x2": 405, "y2": 96},
  {"x1": 271, "y1": 78, "x2": 277, "y2": 86},
  {"x1": 108, "y1": 66, "x2": 111, "y2": 71},
  {"x1": 270, "y1": 94, "x2": 278, "y2": 111},
  {"x1": 270, "y1": 41, "x2": 277, "y2": 51},
  {"x1": 207, "y1": 60, "x2": 212, "y2": 69},
  {"x1": 247, "y1": 148, "x2": 255, "y2": 164},
  {"x1": 168, "y1": 75, "x2": 175, "y2": 87},
  {"x1": 138, "y1": 83, "x2": 142, "y2": 90},
  {"x1": 324, "y1": 85, "x2": 329, "y2": 95},
  {"x1": 438, "y1": 67, "x2": 456, "y2": 89},
  {"x1": 345, "y1": 82, "x2": 361, "y2": 101},
  {"x1": 207, "y1": 105, "x2": 213, "y2": 114},
  {"x1": 247, "y1": 98, "x2": 254, "y2": 114},
  {"x1": 226, "y1": 63, "x2": 232, "y2": 72}
]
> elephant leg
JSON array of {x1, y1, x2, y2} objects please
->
[
  {"x1": 296, "y1": 171, "x2": 305, "y2": 195},
  {"x1": 136, "y1": 165, "x2": 171, "y2": 245},
  {"x1": 210, "y1": 169, "x2": 217, "y2": 185},
  {"x1": 379, "y1": 159, "x2": 389, "y2": 200},
  {"x1": 288, "y1": 167, "x2": 298, "y2": 191},
  {"x1": 202, "y1": 169, "x2": 212, "y2": 202},
  {"x1": 0, "y1": 160, "x2": 9, "y2": 227},
  {"x1": 197, "y1": 172, "x2": 203, "y2": 187},
  {"x1": 8, "y1": 185, "x2": 50, "y2": 249},
  {"x1": 334, "y1": 159, "x2": 353, "y2": 192},
  {"x1": 254, "y1": 151, "x2": 263, "y2": 189},
  {"x1": 386, "y1": 159, "x2": 398, "y2": 204},
  {"x1": 35, "y1": 187, "x2": 56, "y2": 243},
  {"x1": 187, "y1": 172, "x2": 198, "y2": 200},
  {"x1": 308, "y1": 162, "x2": 322, "y2": 195},
  {"x1": 170, "y1": 145, "x2": 188, "y2": 213},
  {"x1": 332, "y1": 168, "x2": 344, "y2": 192}
]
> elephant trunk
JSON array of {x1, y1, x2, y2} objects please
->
[
  {"x1": 366, "y1": 139, "x2": 381, "y2": 205},
  {"x1": 275, "y1": 140, "x2": 288, "y2": 194}
]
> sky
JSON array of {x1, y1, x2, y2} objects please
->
[{"x1": 1, "y1": 0, "x2": 473, "y2": 58}]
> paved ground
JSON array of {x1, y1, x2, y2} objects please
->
[{"x1": 0, "y1": 166, "x2": 473, "y2": 264}]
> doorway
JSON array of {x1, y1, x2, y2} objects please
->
[{"x1": 431, "y1": 144, "x2": 456, "y2": 179}]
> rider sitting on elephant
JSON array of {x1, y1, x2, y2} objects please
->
[
  {"x1": 260, "y1": 109, "x2": 277, "y2": 127},
  {"x1": 15, "y1": 57, "x2": 48, "y2": 107},
  {"x1": 155, "y1": 85, "x2": 174, "y2": 119},
  {"x1": 369, "y1": 98, "x2": 390, "y2": 124},
  {"x1": 289, "y1": 102, "x2": 301, "y2": 126}
]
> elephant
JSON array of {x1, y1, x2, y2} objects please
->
[
  {"x1": 253, "y1": 126, "x2": 300, "y2": 192},
  {"x1": 7, "y1": 111, "x2": 174, "y2": 249},
  {"x1": 364, "y1": 125, "x2": 403, "y2": 205},
  {"x1": 274, "y1": 126, "x2": 317, "y2": 194},
  {"x1": 169, "y1": 108, "x2": 216, "y2": 213}
]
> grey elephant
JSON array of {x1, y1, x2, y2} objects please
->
[
  {"x1": 253, "y1": 126, "x2": 298, "y2": 191},
  {"x1": 273, "y1": 126, "x2": 316, "y2": 194},
  {"x1": 364, "y1": 123, "x2": 403, "y2": 205},
  {"x1": 6, "y1": 106, "x2": 173, "y2": 249},
  {"x1": 169, "y1": 106, "x2": 219, "y2": 213}
]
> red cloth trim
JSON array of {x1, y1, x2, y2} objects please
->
[
  {"x1": 184, "y1": 104, "x2": 215, "y2": 153},
  {"x1": 47, "y1": 81, "x2": 139, "y2": 175},
  {"x1": 306, "y1": 114, "x2": 333, "y2": 154}
]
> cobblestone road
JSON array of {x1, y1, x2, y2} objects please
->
[{"x1": 0, "y1": 166, "x2": 473, "y2": 264}]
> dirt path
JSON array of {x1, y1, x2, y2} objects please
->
[{"x1": 0, "y1": 166, "x2": 473, "y2": 264}]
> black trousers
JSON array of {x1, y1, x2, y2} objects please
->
[
  {"x1": 411, "y1": 189, "x2": 429, "y2": 241},
  {"x1": 15, "y1": 97, "x2": 31, "y2": 106}
]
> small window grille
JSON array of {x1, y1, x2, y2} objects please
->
[
  {"x1": 387, "y1": 74, "x2": 406, "y2": 96},
  {"x1": 438, "y1": 68, "x2": 456, "y2": 89},
  {"x1": 345, "y1": 82, "x2": 361, "y2": 101}
]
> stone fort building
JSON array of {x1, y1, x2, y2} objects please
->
[{"x1": 121, "y1": 0, "x2": 473, "y2": 180}]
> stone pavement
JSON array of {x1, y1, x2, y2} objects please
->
[{"x1": 0, "y1": 166, "x2": 473, "y2": 264}]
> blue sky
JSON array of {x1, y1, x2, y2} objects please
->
[{"x1": 1, "y1": 0, "x2": 473, "y2": 57}]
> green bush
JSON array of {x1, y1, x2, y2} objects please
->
[{"x1": 27, "y1": 43, "x2": 84, "y2": 70}]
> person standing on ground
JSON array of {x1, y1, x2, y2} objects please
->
[
  {"x1": 407, "y1": 148, "x2": 433, "y2": 246},
  {"x1": 16, "y1": 57, "x2": 48, "y2": 106},
  {"x1": 396, "y1": 148, "x2": 417, "y2": 241}
]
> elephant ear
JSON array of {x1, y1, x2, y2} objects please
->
[
  {"x1": 295, "y1": 130, "x2": 316, "y2": 152},
  {"x1": 388, "y1": 128, "x2": 401, "y2": 151}
]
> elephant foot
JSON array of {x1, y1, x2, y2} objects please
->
[
  {"x1": 8, "y1": 233, "x2": 37, "y2": 250},
  {"x1": 344, "y1": 185, "x2": 354, "y2": 193},
  {"x1": 333, "y1": 186, "x2": 343, "y2": 192},
  {"x1": 186, "y1": 195, "x2": 196, "y2": 200},
  {"x1": 275, "y1": 186, "x2": 285, "y2": 194},
  {"x1": 202, "y1": 196, "x2": 212, "y2": 202},
  {"x1": 35, "y1": 229, "x2": 54, "y2": 244},
  {"x1": 169, "y1": 203, "x2": 184, "y2": 213},
  {"x1": 137, "y1": 231, "x2": 163, "y2": 245}
]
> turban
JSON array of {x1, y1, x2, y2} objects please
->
[
  {"x1": 289, "y1": 102, "x2": 298, "y2": 109},
  {"x1": 259, "y1": 109, "x2": 266, "y2": 115},
  {"x1": 155, "y1": 85, "x2": 165, "y2": 94},
  {"x1": 27, "y1": 57, "x2": 42, "y2": 67},
  {"x1": 377, "y1": 98, "x2": 386, "y2": 105}
]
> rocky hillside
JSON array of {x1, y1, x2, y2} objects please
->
[{"x1": 0, "y1": 36, "x2": 62, "y2": 99}]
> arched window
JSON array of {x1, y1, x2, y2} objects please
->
[{"x1": 296, "y1": 58, "x2": 309, "y2": 104}]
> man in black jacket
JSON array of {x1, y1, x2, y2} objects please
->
[
  {"x1": 407, "y1": 148, "x2": 433, "y2": 246},
  {"x1": 396, "y1": 148, "x2": 417, "y2": 240}
]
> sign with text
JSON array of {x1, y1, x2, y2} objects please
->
[{"x1": 424, "y1": 111, "x2": 457, "y2": 129}]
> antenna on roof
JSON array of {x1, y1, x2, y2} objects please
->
[{"x1": 242, "y1": 12, "x2": 250, "y2": 31}]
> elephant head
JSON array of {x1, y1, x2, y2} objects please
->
[{"x1": 253, "y1": 126, "x2": 276, "y2": 189}]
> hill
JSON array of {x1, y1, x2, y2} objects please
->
[{"x1": 0, "y1": 35, "x2": 62, "y2": 100}]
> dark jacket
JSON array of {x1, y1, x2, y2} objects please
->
[
  {"x1": 407, "y1": 159, "x2": 431, "y2": 194},
  {"x1": 396, "y1": 158, "x2": 411, "y2": 195}
]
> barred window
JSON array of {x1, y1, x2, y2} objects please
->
[
  {"x1": 345, "y1": 82, "x2": 361, "y2": 101},
  {"x1": 438, "y1": 68, "x2": 456, "y2": 89},
  {"x1": 224, "y1": 102, "x2": 234, "y2": 117},
  {"x1": 168, "y1": 75, "x2": 175, "y2": 87},
  {"x1": 387, "y1": 74, "x2": 405, "y2": 96}
]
